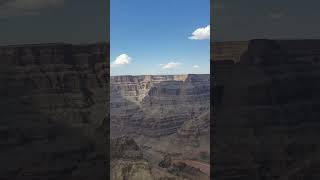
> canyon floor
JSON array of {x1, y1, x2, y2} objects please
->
[{"x1": 110, "y1": 74, "x2": 210, "y2": 180}]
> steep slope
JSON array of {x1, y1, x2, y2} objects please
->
[
  {"x1": 110, "y1": 74, "x2": 210, "y2": 137},
  {"x1": 213, "y1": 39, "x2": 320, "y2": 180},
  {"x1": 110, "y1": 74, "x2": 210, "y2": 180},
  {"x1": 0, "y1": 43, "x2": 109, "y2": 179}
]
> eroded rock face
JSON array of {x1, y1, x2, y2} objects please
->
[
  {"x1": 177, "y1": 111, "x2": 210, "y2": 139},
  {"x1": 213, "y1": 39, "x2": 320, "y2": 180},
  {"x1": 111, "y1": 136, "x2": 154, "y2": 180},
  {"x1": 158, "y1": 154, "x2": 172, "y2": 168},
  {"x1": 110, "y1": 74, "x2": 210, "y2": 137},
  {"x1": 0, "y1": 43, "x2": 109, "y2": 179},
  {"x1": 111, "y1": 136, "x2": 143, "y2": 160}
]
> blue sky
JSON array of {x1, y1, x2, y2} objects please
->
[{"x1": 110, "y1": 0, "x2": 210, "y2": 75}]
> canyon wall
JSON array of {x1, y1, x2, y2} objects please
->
[
  {"x1": 213, "y1": 39, "x2": 320, "y2": 180},
  {"x1": 110, "y1": 74, "x2": 210, "y2": 137},
  {"x1": 0, "y1": 43, "x2": 109, "y2": 179}
]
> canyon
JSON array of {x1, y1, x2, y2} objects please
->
[
  {"x1": 110, "y1": 74, "x2": 210, "y2": 137},
  {"x1": 0, "y1": 42, "x2": 210, "y2": 180},
  {"x1": 0, "y1": 43, "x2": 109, "y2": 179},
  {"x1": 2, "y1": 38, "x2": 319, "y2": 180},
  {"x1": 110, "y1": 74, "x2": 210, "y2": 180},
  {"x1": 4, "y1": 39, "x2": 319, "y2": 180},
  {"x1": 213, "y1": 39, "x2": 320, "y2": 180}
]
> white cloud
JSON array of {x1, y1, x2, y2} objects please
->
[
  {"x1": 193, "y1": 65, "x2": 199, "y2": 68},
  {"x1": 112, "y1": 54, "x2": 132, "y2": 67},
  {"x1": 0, "y1": 0, "x2": 64, "y2": 17},
  {"x1": 160, "y1": 62, "x2": 181, "y2": 69},
  {"x1": 189, "y1": 25, "x2": 210, "y2": 40}
]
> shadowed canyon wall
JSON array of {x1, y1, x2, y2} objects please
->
[
  {"x1": 0, "y1": 43, "x2": 109, "y2": 180},
  {"x1": 213, "y1": 39, "x2": 320, "y2": 180}
]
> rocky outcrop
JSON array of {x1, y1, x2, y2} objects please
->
[
  {"x1": 110, "y1": 74, "x2": 210, "y2": 137},
  {"x1": 213, "y1": 39, "x2": 320, "y2": 180},
  {"x1": 111, "y1": 136, "x2": 143, "y2": 160},
  {"x1": 0, "y1": 43, "x2": 109, "y2": 179},
  {"x1": 158, "y1": 154, "x2": 172, "y2": 168},
  {"x1": 110, "y1": 136, "x2": 154, "y2": 180},
  {"x1": 177, "y1": 111, "x2": 210, "y2": 139}
]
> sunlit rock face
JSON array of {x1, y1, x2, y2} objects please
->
[
  {"x1": 213, "y1": 39, "x2": 320, "y2": 180},
  {"x1": 110, "y1": 74, "x2": 210, "y2": 137},
  {"x1": 0, "y1": 43, "x2": 109, "y2": 179}
]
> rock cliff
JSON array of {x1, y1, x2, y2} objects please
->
[
  {"x1": 0, "y1": 43, "x2": 109, "y2": 179},
  {"x1": 110, "y1": 74, "x2": 210, "y2": 137},
  {"x1": 111, "y1": 74, "x2": 210, "y2": 179},
  {"x1": 213, "y1": 39, "x2": 320, "y2": 180}
]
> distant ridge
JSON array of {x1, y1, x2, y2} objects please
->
[{"x1": 110, "y1": 74, "x2": 209, "y2": 77}]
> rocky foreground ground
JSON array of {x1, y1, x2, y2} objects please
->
[{"x1": 111, "y1": 136, "x2": 209, "y2": 180}]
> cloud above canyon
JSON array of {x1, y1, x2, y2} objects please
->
[
  {"x1": 112, "y1": 54, "x2": 132, "y2": 67},
  {"x1": 189, "y1": 25, "x2": 210, "y2": 40},
  {"x1": 160, "y1": 62, "x2": 181, "y2": 69}
]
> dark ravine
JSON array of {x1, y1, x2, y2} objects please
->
[
  {"x1": 0, "y1": 43, "x2": 109, "y2": 179},
  {"x1": 213, "y1": 39, "x2": 320, "y2": 180}
]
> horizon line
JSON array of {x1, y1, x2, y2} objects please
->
[
  {"x1": 110, "y1": 73, "x2": 210, "y2": 77},
  {"x1": 3, "y1": 38, "x2": 320, "y2": 47}
]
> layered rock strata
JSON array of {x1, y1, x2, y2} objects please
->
[
  {"x1": 110, "y1": 74, "x2": 210, "y2": 137},
  {"x1": 213, "y1": 39, "x2": 320, "y2": 180},
  {"x1": 0, "y1": 43, "x2": 109, "y2": 179},
  {"x1": 177, "y1": 111, "x2": 210, "y2": 139}
]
